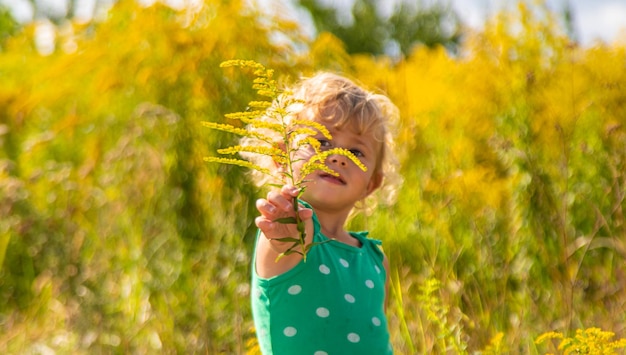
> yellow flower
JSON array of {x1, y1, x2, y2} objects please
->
[
  {"x1": 291, "y1": 119, "x2": 332, "y2": 140},
  {"x1": 317, "y1": 148, "x2": 367, "y2": 172},
  {"x1": 201, "y1": 121, "x2": 274, "y2": 143},
  {"x1": 203, "y1": 157, "x2": 272, "y2": 176}
]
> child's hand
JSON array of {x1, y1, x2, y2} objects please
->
[
  {"x1": 255, "y1": 185, "x2": 314, "y2": 277},
  {"x1": 255, "y1": 185, "x2": 313, "y2": 242}
]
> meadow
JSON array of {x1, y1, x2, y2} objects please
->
[{"x1": 0, "y1": 0, "x2": 625, "y2": 353}]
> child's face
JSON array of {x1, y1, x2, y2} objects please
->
[{"x1": 293, "y1": 120, "x2": 382, "y2": 214}]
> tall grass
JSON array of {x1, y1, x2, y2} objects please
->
[{"x1": 0, "y1": 0, "x2": 625, "y2": 353}]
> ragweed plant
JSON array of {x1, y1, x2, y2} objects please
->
[
  {"x1": 203, "y1": 60, "x2": 366, "y2": 261},
  {"x1": 536, "y1": 328, "x2": 626, "y2": 355}
]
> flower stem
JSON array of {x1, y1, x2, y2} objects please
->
[{"x1": 293, "y1": 194, "x2": 307, "y2": 262}]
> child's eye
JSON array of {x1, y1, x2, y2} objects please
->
[
  {"x1": 317, "y1": 138, "x2": 332, "y2": 148},
  {"x1": 349, "y1": 149, "x2": 364, "y2": 158}
]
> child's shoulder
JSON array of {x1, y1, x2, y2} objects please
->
[{"x1": 349, "y1": 231, "x2": 385, "y2": 256}]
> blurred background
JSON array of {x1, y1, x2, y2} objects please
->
[{"x1": 0, "y1": 0, "x2": 625, "y2": 353}]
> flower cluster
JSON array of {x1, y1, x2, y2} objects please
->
[{"x1": 203, "y1": 60, "x2": 365, "y2": 260}]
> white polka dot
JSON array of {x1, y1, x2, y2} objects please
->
[
  {"x1": 316, "y1": 307, "x2": 330, "y2": 318},
  {"x1": 319, "y1": 264, "x2": 330, "y2": 274},
  {"x1": 365, "y1": 279, "x2": 374, "y2": 289},
  {"x1": 339, "y1": 258, "x2": 349, "y2": 267},
  {"x1": 314, "y1": 352, "x2": 328, "y2": 355},
  {"x1": 288, "y1": 285, "x2": 302, "y2": 295},
  {"x1": 372, "y1": 316, "x2": 381, "y2": 326},
  {"x1": 347, "y1": 332, "x2": 360, "y2": 343},
  {"x1": 283, "y1": 326, "x2": 297, "y2": 337},
  {"x1": 374, "y1": 265, "x2": 381, "y2": 274},
  {"x1": 344, "y1": 294, "x2": 355, "y2": 303}
]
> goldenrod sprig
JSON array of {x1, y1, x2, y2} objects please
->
[
  {"x1": 536, "y1": 328, "x2": 626, "y2": 354},
  {"x1": 287, "y1": 127, "x2": 318, "y2": 141},
  {"x1": 201, "y1": 121, "x2": 275, "y2": 144},
  {"x1": 248, "y1": 101, "x2": 272, "y2": 109},
  {"x1": 220, "y1": 60, "x2": 279, "y2": 99},
  {"x1": 291, "y1": 119, "x2": 332, "y2": 140},
  {"x1": 206, "y1": 59, "x2": 367, "y2": 262},
  {"x1": 315, "y1": 148, "x2": 368, "y2": 172},
  {"x1": 217, "y1": 146, "x2": 287, "y2": 165},
  {"x1": 217, "y1": 145, "x2": 284, "y2": 157},
  {"x1": 203, "y1": 157, "x2": 272, "y2": 176},
  {"x1": 224, "y1": 111, "x2": 266, "y2": 120},
  {"x1": 300, "y1": 162, "x2": 339, "y2": 179},
  {"x1": 296, "y1": 136, "x2": 321, "y2": 150}
]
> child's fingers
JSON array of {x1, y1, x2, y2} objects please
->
[
  {"x1": 266, "y1": 190, "x2": 294, "y2": 212},
  {"x1": 256, "y1": 198, "x2": 278, "y2": 217},
  {"x1": 297, "y1": 205, "x2": 313, "y2": 221},
  {"x1": 254, "y1": 215, "x2": 274, "y2": 232},
  {"x1": 280, "y1": 185, "x2": 301, "y2": 198}
]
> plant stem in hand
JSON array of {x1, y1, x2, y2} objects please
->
[{"x1": 293, "y1": 194, "x2": 307, "y2": 262}]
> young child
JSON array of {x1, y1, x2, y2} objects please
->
[{"x1": 248, "y1": 72, "x2": 401, "y2": 354}]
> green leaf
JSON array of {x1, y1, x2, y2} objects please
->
[
  {"x1": 273, "y1": 217, "x2": 298, "y2": 224},
  {"x1": 275, "y1": 249, "x2": 303, "y2": 262},
  {"x1": 269, "y1": 237, "x2": 301, "y2": 243}
]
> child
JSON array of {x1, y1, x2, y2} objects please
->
[{"x1": 248, "y1": 72, "x2": 401, "y2": 354}]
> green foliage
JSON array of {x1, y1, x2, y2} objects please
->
[
  {"x1": 417, "y1": 279, "x2": 467, "y2": 354},
  {"x1": 0, "y1": 0, "x2": 307, "y2": 352},
  {"x1": 297, "y1": 0, "x2": 461, "y2": 57},
  {"x1": 0, "y1": 0, "x2": 625, "y2": 353},
  {"x1": 0, "y1": 6, "x2": 19, "y2": 48},
  {"x1": 388, "y1": 1, "x2": 462, "y2": 55}
]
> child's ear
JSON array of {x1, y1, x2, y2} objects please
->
[{"x1": 365, "y1": 172, "x2": 383, "y2": 197}]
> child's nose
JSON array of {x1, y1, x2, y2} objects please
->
[{"x1": 330, "y1": 155, "x2": 347, "y2": 166}]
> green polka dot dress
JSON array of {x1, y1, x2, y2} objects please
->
[{"x1": 251, "y1": 206, "x2": 393, "y2": 354}]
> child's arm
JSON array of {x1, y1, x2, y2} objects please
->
[{"x1": 254, "y1": 185, "x2": 314, "y2": 278}]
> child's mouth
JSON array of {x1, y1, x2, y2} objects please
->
[{"x1": 319, "y1": 173, "x2": 346, "y2": 185}]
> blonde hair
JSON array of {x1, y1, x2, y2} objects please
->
[{"x1": 241, "y1": 72, "x2": 403, "y2": 215}]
